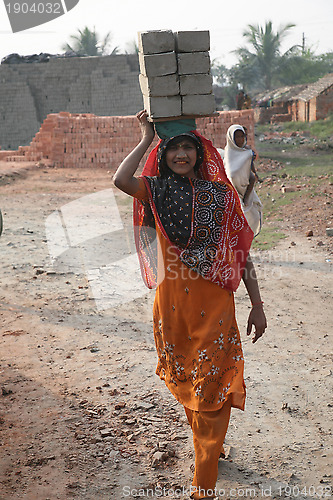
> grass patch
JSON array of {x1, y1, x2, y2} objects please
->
[
  {"x1": 281, "y1": 114, "x2": 333, "y2": 140},
  {"x1": 257, "y1": 150, "x2": 332, "y2": 177},
  {"x1": 256, "y1": 123, "x2": 333, "y2": 180},
  {"x1": 252, "y1": 226, "x2": 287, "y2": 250},
  {"x1": 260, "y1": 190, "x2": 303, "y2": 217},
  {"x1": 256, "y1": 114, "x2": 333, "y2": 140}
]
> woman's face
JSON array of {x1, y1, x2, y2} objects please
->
[
  {"x1": 165, "y1": 138, "x2": 198, "y2": 178},
  {"x1": 234, "y1": 129, "x2": 246, "y2": 148}
]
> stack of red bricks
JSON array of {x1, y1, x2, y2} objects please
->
[
  {"x1": 0, "y1": 146, "x2": 30, "y2": 161},
  {"x1": 197, "y1": 109, "x2": 255, "y2": 148},
  {"x1": 0, "y1": 150, "x2": 12, "y2": 161},
  {"x1": 3, "y1": 109, "x2": 255, "y2": 168},
  {"x1": 24, "y1": 111, "x2": 159, "y2": 168}
]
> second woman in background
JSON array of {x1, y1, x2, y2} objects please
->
[{"x1": 223, "y1": 124, "x2": 263, "y2": 237}]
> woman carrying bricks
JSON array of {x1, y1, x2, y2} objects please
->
[{"x1": 113, "y1": 110, "x2": 267, "y2": 500}]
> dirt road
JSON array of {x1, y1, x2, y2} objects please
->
[{"x1": 0, "y1": 163, "x2": 332, "y2": 499}]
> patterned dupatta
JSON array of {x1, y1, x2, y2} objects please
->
[{"x1": 133, "y1": 131, "x2": 254, "y2": 292}]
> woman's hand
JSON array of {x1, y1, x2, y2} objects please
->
[
  {"x1": 247, "y1": 305, "x2": 267, "y2": 343},
  {"x1": 136, "y1": 110, "x2": 155, "y2": 144}
]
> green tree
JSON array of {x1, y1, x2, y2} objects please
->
[
  {"x1": 211, "y1": 59, "x2": 229, "y2": 86},
  {"x1": 61, "y1": 26, "x2": 119, "y2": 56},
  {"x1": 278, "y1": 49, "x2": 333, "y2": 85},
  {"x1": 233, "y1": 21, "x2": 296, "y2": 90},
  {"x1": 211, "y1": 58, "x2": 255, "y2": 109}
]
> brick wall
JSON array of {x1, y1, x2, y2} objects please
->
[
  {"x1": 297, "y1": 101, "x2": 307, "y2": 122},
  {"x1": 197, "y1": 109, "x2": 254, "y2": 149},
  {"x1": 0, "y1": 55, "x2": 143, "y2": 150},
  {"x1": 309, "y1": 98, "x2": 317, "y2": 122},
  {"x1": 293, "y1": 86, "x2": 333, "y2": 122},
  {"x1": 270, "y1": 113, "x2": 292, "y2": 123},
  {"x1": 316, "y1": 86, "x2": 333, "y2": 120},
  {"x1": 253, "y1": 105, "x2": 287, "y2": 124},
  {"x1": 290, "y1": 101, "x2": 298, "y2": 121},
  {"x1": 3, "y1": 110, "x2": 255, "y2": 170}
]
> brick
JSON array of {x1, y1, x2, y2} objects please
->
[
  {"x1": 177, "y1": 52, "x2": 210, "y2": 75},
  {"x1": 139, "y1": 74, "x2": 179, "y2": 97},
  {"x1": 270, "y1": 113, "x2": 292, "y2": 123},
  {"x1": 0, "y1": 151, "x2": 14, "y2": 160},
  {"x1": 182, "y1": 94, "x2": 216, "y2": 115},
  {"x1": 139, "y1": 52, "x2": 177, "y2": 77},
  {"x1": 138, "y1": 30, "x2": 175, "y2": 55},
  {"x1": 2, "y1": 110, "x2": 255, "y2": 169},
  {"x1": 175, "y1": 31, "x2": 210, "y2": 52},
  {"x1": 180, "y1": 74, "x2": 213, "y2": 95},
  {"x1": 143, "y1": 95, "x2": 182, "y2": 118}
]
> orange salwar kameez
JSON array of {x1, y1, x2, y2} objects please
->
[{"x1": 134, "y1": 179, "x2": 246, "y2": 499}]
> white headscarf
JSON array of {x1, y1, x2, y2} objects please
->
[{"x1": 223, "y1": 124, "x2": 263, "y2": 237}]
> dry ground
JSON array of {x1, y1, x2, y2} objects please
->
[{"x1": 0, "y1": 161, "x2": 332, "y2": 500}]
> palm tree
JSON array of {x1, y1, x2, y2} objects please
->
[
  {"x1": 234, "y1": 21, "x2": 296, "y2": 90},
  {"x1": 61, "y1": 26, "x2": 119, "y2": 56}
]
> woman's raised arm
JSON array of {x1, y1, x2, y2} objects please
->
[{"x1": 113, "y1": 110, "x2": 155, "y2": 196}]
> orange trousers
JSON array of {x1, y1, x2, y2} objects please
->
[{"x1": 184, "y1": 399, "x2": 232, "y2": 500}]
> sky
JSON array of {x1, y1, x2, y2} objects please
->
[{"x1": 0, "y1": 0, "x2": 332, "y2": 68}]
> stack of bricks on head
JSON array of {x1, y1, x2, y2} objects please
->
[{"x1": 138, "y1": 30, "x2": 216, "y2": 119}]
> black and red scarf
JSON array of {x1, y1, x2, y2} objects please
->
[{"x1": 133, "y1": 132, "x2": 253, "y2": 292}]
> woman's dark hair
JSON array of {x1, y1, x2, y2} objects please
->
[{"x1": 157, "y1": 133, "x2": 204, "y2": 177}]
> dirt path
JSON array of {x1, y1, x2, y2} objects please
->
[{"x1": 0, "y1": 164, "x2": 332, "y2": 499}]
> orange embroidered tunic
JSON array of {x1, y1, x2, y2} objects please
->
[{"x1": 134, "y1": 179, "x2": 246, "y2": 412}]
